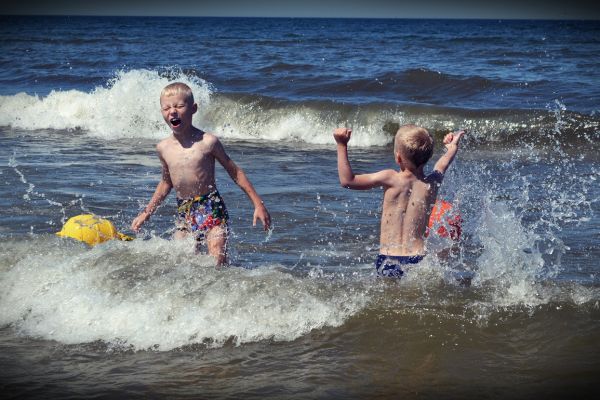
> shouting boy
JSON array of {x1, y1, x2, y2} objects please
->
[{"x1": 132, "y1": 82, "x2": 271, "y2": 265}]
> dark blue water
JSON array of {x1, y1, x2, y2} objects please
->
[
  {"x1": 0, "y1": 16, "x2": 599, "y2": 399},
  {"x1": 2, "y1": 16, "x2": 599, "y2": 113}
]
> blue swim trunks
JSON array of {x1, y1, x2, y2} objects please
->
[{"x1": 375, "y1": 254, "x2": 424, "y2": 278}]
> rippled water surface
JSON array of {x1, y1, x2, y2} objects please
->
[{"x1": 1, "y1": 16, "x2": 599, "y2": 399}]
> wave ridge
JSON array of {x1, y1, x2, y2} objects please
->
[{"x1": 0, "y1": 69, "x2": 597, "y2": 150}]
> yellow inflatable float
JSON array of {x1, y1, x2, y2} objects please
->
[{"x1": 56, "y1": 214, "x2": 133, "y2": 246}]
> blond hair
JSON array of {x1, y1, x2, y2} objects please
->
[
  {"x1": 394, "y1": 124, "x2": 434, "y2": 167},
  {"x1": 160, "y1": 82, "x2": 194, "y2": 104}
]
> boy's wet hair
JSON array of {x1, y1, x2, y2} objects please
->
[
  {"x1": 161, "y1": 82, "x2": 194, "y2": 103},
  {"x1": 394, "y1": 124, "x2": 434, "y2": 167}
]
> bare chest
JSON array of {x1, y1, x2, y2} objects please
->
[{"x1": 163, "y1": 143, "x2": 213, "y2": 171}]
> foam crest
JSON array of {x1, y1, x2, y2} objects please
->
[
  {"x1": 1, "y1": 68, "x2": 597, "y2": 149},
  {"x1": 204, "y1": 97, "x2": 394, "y2": 146},
  {"x1": 0, "y1": 237, "x2": 369, "y2": 350},
  {"x1": 0, "y1": 69, "x2": 212, "y2": 139},
  {"x1": 0, "y1": 70, "x2": 395, "y2": 146}
]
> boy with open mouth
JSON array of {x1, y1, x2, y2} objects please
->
[{"x1": 131, "y1": 82, "x2": 271, "y2": 265}]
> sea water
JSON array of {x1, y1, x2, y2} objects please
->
[{"x1": 0, "y1": 16, "x2": 599, "y2": 399}]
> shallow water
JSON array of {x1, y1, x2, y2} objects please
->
[{"x1": 2, "y1": 128, "x2": 599, "y2": 398}]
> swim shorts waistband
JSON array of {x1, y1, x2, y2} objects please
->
[{"x1": 177, "y1": 190, "x2": 222, "y2": 208}]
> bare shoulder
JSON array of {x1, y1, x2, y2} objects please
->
[
  {"x1": 156, "y1": 137, "x2": 173, "y2": 152},
  {"x1": 197, "y1": 132, "x2": 220, "y2": 150},
  {"x1": 204, "y1": 132, "x2": 231, "y2": 156},
  {"x1": 201, "y1": 132, "x2": 219, "y2": 144},
  {"x1": 379, "y1": 169, "x2": 397, "y2": 179},
  {"x1": 374, "y1": 169, "x2": 399, "y2": 186}
]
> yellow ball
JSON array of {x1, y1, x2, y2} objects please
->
[{"x1": 56, "y1": 214, "x2": 132, "y2": 246}]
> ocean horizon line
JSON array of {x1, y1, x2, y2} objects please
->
[{"x1": 2, "y1": 14, "x2": 599, "y2": 22}]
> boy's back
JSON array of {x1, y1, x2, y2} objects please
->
[{"x1": 379, "y1": 169, "x2": 441, "y2": 256}]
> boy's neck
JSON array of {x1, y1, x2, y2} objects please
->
[
  {"x1": 173, "y1": 127, "x2": 203, "y2": 146},
  {"x1": 399, "y1": 163, "x2": 425, "y2": 178}
]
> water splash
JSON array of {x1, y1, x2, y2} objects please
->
[{"x1": 8, "y1": 152, "x2": 65, "y2": 209}]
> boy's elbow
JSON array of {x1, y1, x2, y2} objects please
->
[
  {"x1": 339, "y1": 178, "x2": 352, "y2": 188},
  {"x1": 158, "y1": 180, "x2": 172, "y2": 191},
  {"x1": 433, "y1": 160, "x2": 449, "y2": 174}
]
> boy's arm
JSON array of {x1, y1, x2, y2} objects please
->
[
  {"x1": 334, "y1": 128, "x2": 393, "y2": 190},
  {"x1": 131, "y1": 156, "x2": 173, "y2": 232},
  {"x1": 212, "y1": 139, "x2": 271, "y2": 231},
  {"x1": 432, "y1": 130, "x2": 465, "y2": 175}
]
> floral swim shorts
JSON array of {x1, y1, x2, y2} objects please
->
[{"x1": 176, "y1": 190, "x2": 229, "y2": 240}]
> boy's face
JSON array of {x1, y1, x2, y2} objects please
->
[{"x1": 160, "y1": 92, "x2": 197, "y2": 133}]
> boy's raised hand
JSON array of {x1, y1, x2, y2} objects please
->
[
  {"x1": 443, "y1": 130, "x2": 465, "y2": 147},
  {"x1": 333, "y1": 128, "x2": 352, "y2": 145}
]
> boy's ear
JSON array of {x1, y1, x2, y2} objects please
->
[
  {"x1": 192, "y1": 103, "x2": 198, "y2": 114},
  {"x1": 394, "y1": 151, "x2": 402, "y2": 165}
]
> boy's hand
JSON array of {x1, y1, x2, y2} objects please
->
[
  {"x1": 253, "y1": 204, "x2": 271, "y2": 231},
  {"x1": 333, "y1": 128, "x2": 352, "y2": 145},
  {"x1": 131, "y1": 212, "x2": 148, "y2": 232},
  {"x1": 443, "y1": 130, "x2": 465, "y2": 147}
]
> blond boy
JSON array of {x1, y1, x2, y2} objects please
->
[
  {"x1": 132, "y1": 82, "x2": 271, "y2": 265},
  {"x1": 334, "y1": 124, "x2": 464, "y2": 277}
]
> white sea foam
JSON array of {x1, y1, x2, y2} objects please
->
[
  {"x1": 1, "y1": 69, "x2": 597, "y2": 150},
  {"x1": 3, "y1": 68, "x2": 590, "y2": 149},
  {"x1": 0, "y1": 69, "x2": 399, "y2": 146},
  {"x1": 205, "y1": 96, "x2": 397, "y2": 146},
  {"x1": 0, "y1": 69, "x2": 211, "y2": 140},
  {"x1": 0, "y1": 236, "x2": 369, "y2": 351}
]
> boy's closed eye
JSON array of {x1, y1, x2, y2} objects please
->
[{"x1": 162, "y1": 104, "x2": 187, "y2": 111}]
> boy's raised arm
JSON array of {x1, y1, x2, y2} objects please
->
[
  {"x1": 433, "y1": 130, "x2": 465, "y2": 175},
  {"x1": 334, "y1": 128, "x2": 392, "y2": 190},
  {"x1": 334, "y1": 128, "x2": 355, "y2": 187}
]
